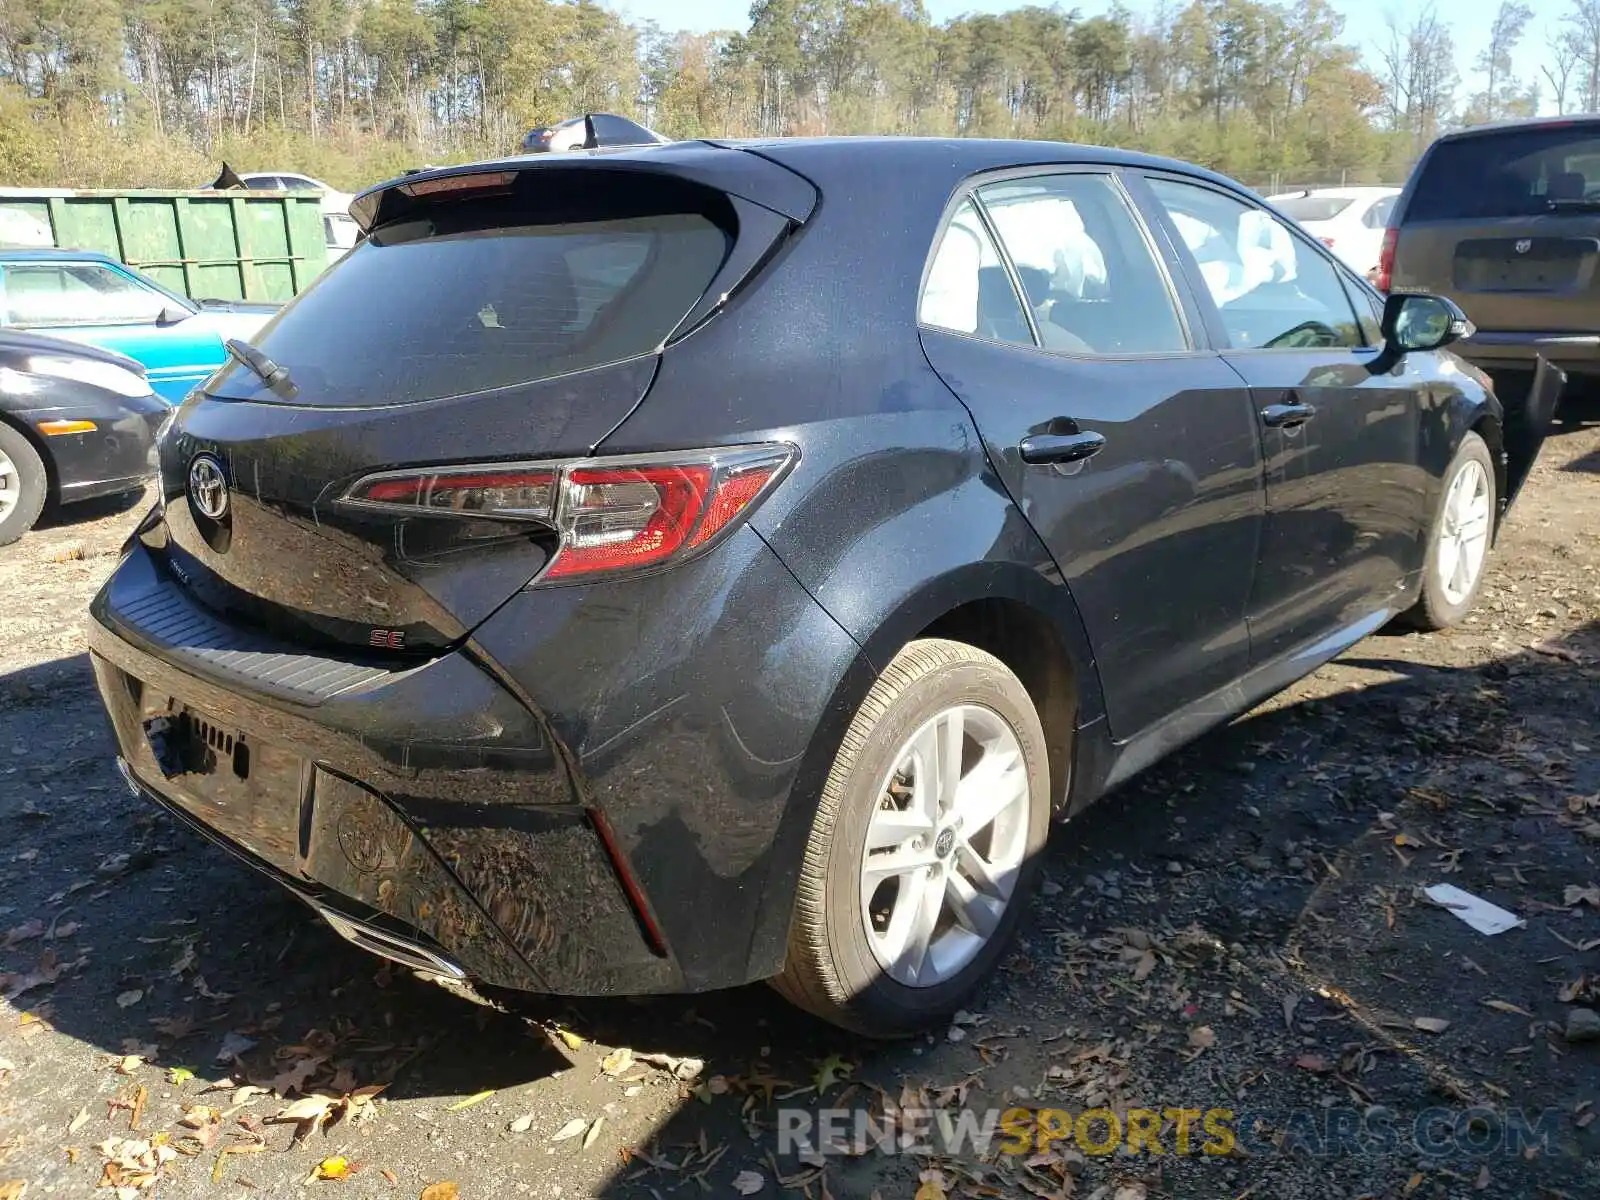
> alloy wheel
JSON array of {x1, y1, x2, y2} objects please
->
[
  {"x1": 858, "y1": 704, "x2": 1032, "y2": 988},
  {"x1": 1436, "y1": 457, "x2": 1491, "y2": 606},
  {"x1": 0, "y1": 446, "x2": 19, "y2": 522}
]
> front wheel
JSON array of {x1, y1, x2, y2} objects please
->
[
  {"x1": 772, "y1": 639, "x2": 1051, "y2": 1036},
  {"x1": 0, "y1": 424, "x2": 48, "y2": 547},
  {"x1": 1406, "y1": 431, "x2": 1497, "y2": 631}
]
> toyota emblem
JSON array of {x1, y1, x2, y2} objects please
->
[
  {"x1": 188, "y1": 454, "x2": 229, "y2": 520},
  {"x1": 1514, "y1": 238, "x2": 1533, "y2": 254}
]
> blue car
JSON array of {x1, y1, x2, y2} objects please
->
[{"x1": 0, "y1": 249, "x2": 279, "y2": 403}]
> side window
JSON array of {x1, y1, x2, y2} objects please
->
[
  {"x1": 282, "y1": 176, "x2": 319, "y2": 191},
  {"x1": 1147, "y1": 178, "x2": 1363, "y2": 351},
  {"x1": 2, "y1": 263, "x2": 167, "y2": 327},
  {"x1": 243, "y1": 176, "x2": 280, "y2": 190},
  {"x1": 1363, "y1": 195, "x2": 1397, "y2": 229},
  {"x1": 978, "y1": 173, "x2": 1187, "y2": 355},
  {"x1": 918, "y1": 199, "x2": 1032, "y2": 347},
  {"x1": 1343, "y1": 274, "x2": 1385, "y2": 345}
]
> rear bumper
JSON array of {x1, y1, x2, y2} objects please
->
[
  {"x1": 88, "y1": 528, "x2": 863, "y2": 995},
  {"x1": 1458, "y1": 330, "x2": 1600, "y2": 378}
]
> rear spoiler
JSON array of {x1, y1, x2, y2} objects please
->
[{"x1": 350, "y1": 143, "x2": 817, "y2": 233}]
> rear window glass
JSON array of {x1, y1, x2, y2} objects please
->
[
  {"x1": 209, "y1": 201, "x2": 730, "y2": 405},
  {"x1": 1273, "y1": 196, "x2": 1354, "y2": 222},
  {"x1": 1408, "y1": 126, "x2": 1600, "y2": 220}
]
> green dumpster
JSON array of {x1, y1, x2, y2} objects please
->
[{"x1": 0, "y1": 187, "x2": 328, "y2": 302}]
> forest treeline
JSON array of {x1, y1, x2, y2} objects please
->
[{"x1": 0, "y1": 0, "x2": 1591, "y2": 193}]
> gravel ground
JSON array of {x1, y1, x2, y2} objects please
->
[{"x1": 0, "y1": 400, "x2": 1596, "y2": 1200}]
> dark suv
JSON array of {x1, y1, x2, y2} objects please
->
[
  {"x1": 1384, "y1": 115, "x2": 1600, "y2": 394},
  {"x1": 89, "y1": 139, "x2": 1558, "y2": 1036}
]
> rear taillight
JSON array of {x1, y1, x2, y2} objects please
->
[
  {"x1": 343, "y1": 444, "x2": 795, "y2": 584},
  {"x1": 1375, "y1": 227, "x2": 1398, "y2": 293}
]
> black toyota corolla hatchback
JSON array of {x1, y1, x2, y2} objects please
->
[{"x1": 88, "y1": 138, "x2": 1563, "y2": 1035}]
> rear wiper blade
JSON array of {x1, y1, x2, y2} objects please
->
[
  {"x1": 1545, "y1": 197, "x2": 1600, "y2": 211},
  {"x1": 224, "y1": 338, "x2": 293, "y2": 390}
]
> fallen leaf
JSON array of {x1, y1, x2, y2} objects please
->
[
  {"x1": 582, "y1": 1116, "x2": 604, "y2": 1149},
  {"x1": 1482, "y1": 999, "x2": 1533, "y2": 1017},
  {"x1": 1403, "y1": 1172, "x2": 1424, "y2": 1195},
  {"x1": 551, "y1": 1117, "x2": 588, "y2": 1142},
  {"x1": 215, "y1": 1032, "x2": 257, "y2": 1063},
  {"x1": 1563, "y1": 885, "x2": 1600, "y2": 909},
  {"x1": 1413, "y1": 1017, "x2": 1451, "y2": 1034},
  {"x1": 1295, "y1": 1054, "x2": 1331, "y2": 1073},
  {"x1": 732, "y1": 1169, "x2": 766, "y2": 1195},
  {"x1": 3, "y1": 920, "x2": 45, "y2": 949},
  {"x1": 1113, "y1": 1185, "x2": 1148, "y2": 1200},
  {"x1": 115, "y1": 1055, "x2": 144, "y2": 1075},
  {"x1": 420, "y1": 1185, "x2": 459, "y2": 1200},
  {"x1": 150, "y1": 1015, "x2": 196, "y2": 1040},
  {"x1": 508, "y1": 1115, "x2": 533, "y2": 1134},
  {"x1": 312, "y1": 1155, "x2": 356, "y2": 1181},
  {"x1": 600, "y1": 1047, "x2": 634, "y2": 1076},
  {"x1": 210, "y1": 1142, "x2": 267, "y2": 1184},
  {"x1": 167, "y1": 1066, "x2": 195, "y2": 1085},
  {"x1": 0, "y1": 1182, "x2": 22, "y2": 1200},
  {"x1": 812, "y1": 1053, "x2": 853, "y2": 1093},
  {"x1": 554, "y1": 1027, "x2": 585, "y2": 1050},
  {"x1": 913, "y1": 1181, "x2": 945, "y2": 1200},
  {"x1": 116, "y1": 989, "x2": 144, "y2": 1009},
  {"x1": 272, "y1": 1094, "x2": 338, "y2": 1124},
  {"x1": 447, "y1": 1089, "x2": 494, "y2": 1111},
  {"x1": 1188, "y1": 1025, "x2": 1216, "y2": 1050},
  {"x1": 1132, "y1": 949, "x2": 1157, "y2": 981},
  {"x1": 1475, "y1": 1164, "x2": 1491, "y2": 1190},
  {"x1": 267, "y1": 1055, "x2": 325, "y2": 1097},
  {"x1": 380, "y1": 1169, "x2": 398, "y2": 1185},
  {"x1": 66, "y1": 1105, "x2": 90, "y2": 1133}
]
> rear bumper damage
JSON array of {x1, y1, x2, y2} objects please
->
[{"x1": 88, "y1": 528, "x2": 861, "y2": 996}]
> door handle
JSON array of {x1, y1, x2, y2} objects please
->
[
  {"x1": 1260, "y1": 402, "x2": 1317, "y2": 429},
  {"x1": 1019, "y1": 430, "x2": 1107, "y2": 466}
]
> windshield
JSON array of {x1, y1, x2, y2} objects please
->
[
  {"x1": 208, "y1": 200, "x2": 730, "y2": 406},
  {"x1": 1273, "y1": 196, "x2": 1354, "y2": 222},
  {"x1": 1409, "y1": 125, "x2": 1600, "y2": 220}
]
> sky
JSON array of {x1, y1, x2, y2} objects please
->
[{"x1": 613, "y1": 0, "x2": 1559, "y2": 112}]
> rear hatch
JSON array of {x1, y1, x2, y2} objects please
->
[
  {"x1": 1393, "y1": 121, "x2": 1600, "y2": 333},
  {"x1": 141, "y1": 153, "x2": 811, "y2": 659}
]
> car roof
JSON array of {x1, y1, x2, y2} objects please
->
[
  {"x1": 1268, "y1": 186, "x2": 1398, "y2": 199},
  {"x1": 1432, "y1": 114, "x2": 1600, "y2": 143},
  {"x1": 0, "y1": 247, "x2": 118, "y2": 264},
  {"x1": 354, "y1": 136, "x2": 1256, "y2": 230}
]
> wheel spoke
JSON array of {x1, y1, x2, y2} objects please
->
[
  {"x1": 952, "y1": 747, "x2": 1025, "y2": 835},
  {"x1": 861, "y1": 845, "x2": 936, "y2": 882},
  {"x1": 945, "y1": 870, "x2": 1001, "y2": 938},
  {"x1": 955, "y1": 836, "x2": 1013, "y2": 901},
  {"x1": 936, "y1": 707, "x2": 964, "y2": 814},
  {"x1": 864, "y1": 806, "x2": 934, "y2": 852},
  {"x1": 897, "y1": 866, "x2": 945, "y2": 984},
  {"x1": 1450, "y1": 537, "x2": 1474, "y2": 594}
]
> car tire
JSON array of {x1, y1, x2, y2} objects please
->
[
  {"x1": 1405, "y1": 431, "x2": 1497, "y2": 631},
  {"x1": 0, "y1": 423, "x2": 48, "y2": 547},
  {"x1": 772, "y1": 638, "x2": 1051, "y2": 1037}
]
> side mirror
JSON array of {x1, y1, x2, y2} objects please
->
[
  {"x1": 157, "y1": 304, "x2": 192, "y2": 326},
  {"x1": 1382, "y1": 293, "x2": 1473, "y2": 353}
]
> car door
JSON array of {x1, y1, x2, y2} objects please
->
[
  {"x1": 1135, "y1": 174, "x2": 1431, "y2": 665},
  {"x1": 918, "y1": 169, "x2": 1264, "y2": 740},
  {"x1": 0, "y1": 260, "x2": 215, "y2": 402}
]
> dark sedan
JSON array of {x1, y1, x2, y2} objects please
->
[
  {"x1": 87, "y1": 139, "x2": 1562, "y2": 1035},
  {"x1": 0, "y1": 330, "x2": 167, "y2": 544}
]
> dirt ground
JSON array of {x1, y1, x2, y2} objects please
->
[{"x1": 0, "y1": 402, "x2": 1596, "y2": 1200}]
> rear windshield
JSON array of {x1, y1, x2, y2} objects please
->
[
  {"x1": 209, "y1": 195, "x2": 730, "y2": 405},
  {"x1": 1273, "y1": 196, "x2": 1354, "y2": 222},
  {"x1": 1408, "y1": 125, "x2": 1600, "y2": 220}
]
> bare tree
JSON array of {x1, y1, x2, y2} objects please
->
[
  {"x1": 1378, "y1": 6, "x2": 1458, "y2": 149},
  {"x1": 1543, "y1": 26, "x2": 1582, "y2": 113},
  {"x1": 1473, "y1": 1, "x2": 1532, "y2": 121}
]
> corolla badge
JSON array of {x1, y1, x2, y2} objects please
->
[
  {"x1": 1514, "y1": 239, "x2": 1533, "y2": 254},
  {"x1": 188, "y1": 454, "x2": 230, "y2": 520}
]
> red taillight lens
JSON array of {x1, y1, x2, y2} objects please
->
[
  {"x1": 1375, "y1": 227, "x2": 1398, "y2": 294},
  {"x1": 341, "y1": 444, "x2": 796, "y2": 584},
  {"x1": 348, "y1": 468, "x2": 558, "y2": 518}
]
